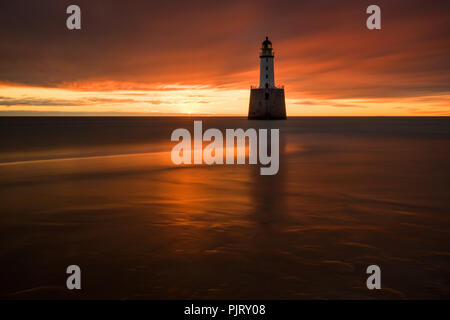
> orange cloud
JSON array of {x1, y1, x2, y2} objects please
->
[{"x1": 0, "y1": 0, "x2": 449, "y2": 115}]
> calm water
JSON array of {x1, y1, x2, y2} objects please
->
[{"x1": 0, "y1": 117, "x2": 450, "y2": 299}]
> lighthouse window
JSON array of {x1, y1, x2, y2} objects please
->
[
  {"x1": 265, "y1": 93, "x2": 269, "y2": 100},
  {"x1": 266, "y1": 74, "x2": 268, "y2": 79},
  {"x1": 266, "y1": 66, "x2": 268, "y2": 71}
]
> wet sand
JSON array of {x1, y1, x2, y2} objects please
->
[{"x1": 0, "y1": 117, "x2": 449, "y2": 299}]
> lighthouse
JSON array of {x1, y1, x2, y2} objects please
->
[
  {"x1": 260, "y1": 37, "x2": 275, "y2": 88},
  {"x1": 248, "y1": 37, "x2": 286, "y2": 119}
]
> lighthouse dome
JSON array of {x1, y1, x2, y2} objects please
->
[{"x1": 262, "y1": 36, "x2": 272, "y2": 47}]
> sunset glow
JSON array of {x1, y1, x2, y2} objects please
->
[
  {"x1": 1, "y1": 84, "x2": 449, "y2": 116},
  {"x1": 2, "y1": 0, "x2": 450, "y2": 305},
  {"x1": 0, "y1": 0, "x2": 449, "y2": 116}
]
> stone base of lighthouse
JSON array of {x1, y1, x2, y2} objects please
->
[{"x1": 248, "y1": 88, "x2": 287, "y2": 120}]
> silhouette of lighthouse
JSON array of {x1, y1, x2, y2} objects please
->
[
  {"x1": 259, "y1": 37, "x2": 275, "y2": 89},
  {"x1": 248, "y1": 37, "x2": 287, "y2": 119}
]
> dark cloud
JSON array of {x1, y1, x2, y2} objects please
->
[
  {"x1": 0, "y1": 96, "x2": 85, "y2": 107},
  {"x1": 0, "y1": 95, "x2": 164, "y2": 107},
  {"x1": 0, "y1": 0, "x2": 449, "y2": 99}
]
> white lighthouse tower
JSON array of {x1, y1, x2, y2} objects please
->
[
  {"x1": 259, "y1": 36, "x2": 275, "y2": 88},
  {"x1": 248, "y1": 36, "x2": 286, "y2": 119}
]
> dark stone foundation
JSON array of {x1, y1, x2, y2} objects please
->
[{"x1": 248, "y1": 88, "x2": 286, "y2": 120}]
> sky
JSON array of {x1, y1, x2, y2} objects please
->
[{"x1": 0, "y1": 0, "x2": 449, "y2": 116}]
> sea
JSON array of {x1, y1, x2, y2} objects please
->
[{"x1": 0, "y1": 116, "x2": 449, "y2": 299}]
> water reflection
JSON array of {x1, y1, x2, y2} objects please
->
[{"x1": 0, "y1": 117, "x2": 450, "y2": 299}]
